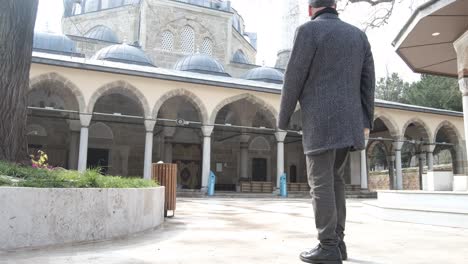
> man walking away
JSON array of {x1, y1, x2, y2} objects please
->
[{"x1": 277, "y1": 0, "x2": 375, "y2": 263}]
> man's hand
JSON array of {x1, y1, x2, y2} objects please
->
[{"x1": 364, "y1": 128, "x2": 370, "y2": 139}]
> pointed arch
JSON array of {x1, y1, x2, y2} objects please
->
[
  {"x1": 29, "y1": 72, "x2": 85, "y2": 112},
  {"x1": 434, "y1": 120, "x2": 462, "y2": 144},
  {"x1": 152, "y1": 89, "x2": 208, "y2": 124},
  {"x1": 210, "y1": 93, "x2": 278, "y2": 127},
  {"x1": 87, "y1": 80, "x2": 150, "y2": 117},
  {"x1": 373, "y1": 114, "x2": 400, "y2": 137},
  {"x1": 401, "y1": 117, "x2": 432, "y2": 143}
]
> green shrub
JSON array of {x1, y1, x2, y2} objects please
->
[{"x1": 0, "y1": 161, "x2": 158, "y2": 188}]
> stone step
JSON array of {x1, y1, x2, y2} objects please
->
[{"x1": 177, "y1": 190, "x2": 377, "y2": 199}]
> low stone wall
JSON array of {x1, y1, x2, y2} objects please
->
[
  {"x1": 369, "y1": 168, "x2": 434, "y2": 191},
  {"x1": 0, "y1": 187, "x2": 165, "y2": 250}
]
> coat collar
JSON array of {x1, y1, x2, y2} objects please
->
[{"x1": 315, "y1": 13, "x2": 339, "y2": 20}]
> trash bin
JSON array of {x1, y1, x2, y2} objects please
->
[{"x1": 152, "y1": 163, "x2": 177, "y2": 217}]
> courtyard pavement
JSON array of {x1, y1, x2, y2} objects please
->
[{"x1": 1, "y1": 198, "x2": 468, "y2": 264}]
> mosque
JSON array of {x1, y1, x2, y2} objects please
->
[{"x1": 27, "y1": 0, "x2": 467, "y2": 194}]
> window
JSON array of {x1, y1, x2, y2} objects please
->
[
  {"x1": 161, "y1": 31, "x2": 174, "y2": 51},
  {"x1": 181, "y1": 26, "x2": 195, "y2": 54},
  {"x1": 201, "y1": 37, "x2": 213, "y2": 56}
]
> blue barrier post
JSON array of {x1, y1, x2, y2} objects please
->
[
  {"x1": 208, "y1": 171, "x2": 216, "y2": 196},
  {"x1": 280, "y1": 173, "x2": 288, "y2": 197}
]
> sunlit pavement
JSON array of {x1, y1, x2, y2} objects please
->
[{"x1": 1, "y1": 198, "x2": 468, "y2": 264}]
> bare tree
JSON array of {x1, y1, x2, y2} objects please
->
[
  {"x1": 0, "y1": 0, "x2": 39, "y2": 163},
  {"x1": 339, "y1": 0, "x2": 405, "y2": 30}
]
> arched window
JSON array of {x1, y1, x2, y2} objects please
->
[
  {"x1": 201, "y1": 37, "x2": 213, "y2": 56},
  {"x1": 181, "y1": 26, "x2": 195, "y2": 54},
  {"x1": 161, "y1": 31, "x2": 174, "y2": 51}
]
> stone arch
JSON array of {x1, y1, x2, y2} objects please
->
[
  {"x1": 433, "y1": 121, "x2": 464, "y2": 174},
  {"x1": 401, "y1": 118, "x2": 432, "y2": 143},
  {"x1": 29, "y1": 72, "x2": 85, "y2": 112},
  {"x1": 373, "y1": 114, "x2": 400, "y2": 137},
  {"x1": 87, "y1": 80, "x2": 150, "y2": 117},
  {"x1": 210, "y1": 93, "x2": 278, "y2": 127},
  {"x1": 367, "y1": 140, "x2": 388, "y2": 155},
  {"x1": 249, "y1": 136, "x2": 271, "y2": 151},
  {"x1": 433, "y1": 121, "x2": 461, "y2": 144},
  {"x1": 152, "y1": 89, "x2": 209, "y2": 124}
]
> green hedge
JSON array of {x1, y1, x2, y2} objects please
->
[{"x1": 0, "y1": 161, "x2": 158, "y2": 188}]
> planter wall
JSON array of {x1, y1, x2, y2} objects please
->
[{"x1": 0, "y1": 187, "x2": 165, "y2": 250}]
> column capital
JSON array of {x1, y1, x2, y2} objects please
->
[
  {"x1": 392, "y1": 140, "x2": 404, "y2": 151},
  {"x1": 201, "y1": 125, "x2": 214, "y2": 137},
  {"x1": 79, "y1": 113, "x2": 92, "y2": 127},
  {"x1": 454, "y1": 31, "x2": 468, "y2": 79},
  {"x1": 144, "y1": 119, "x2": 156, "y2": 132},
  {"x1": 240, "y1": 134, "x2": 251, "y2": 143},
  {"x1": 424, "y1": 143, "x2": 436, "y2": 153},
  {"x1": 459, "y1": 78, "x2": 468, "y2": 96},
  {"x1": 275, "y1": 131, "x2": 288, "y2": 142}
]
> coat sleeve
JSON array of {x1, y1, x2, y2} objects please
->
[
  {"x1": 360, "y1": 34, "x2": 375, "y2": 130},
  {"x1": 277, "y1": 25, "x2": 316, "y2": 130}
]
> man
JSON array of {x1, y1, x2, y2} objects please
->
[{"x1": 277, "y1": 0, "x2": 375, "y2": 263}]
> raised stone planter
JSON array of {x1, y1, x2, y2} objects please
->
[
  {"x1": 365, "y1": 190, "x2": 468, "y2": 228},
  {"x1": 0, "y1": 187, "x2": 165, "y2": 251},
  {"x1": 453, "y1": 175, "x2": 468, "y2": 191},
  {"x1": 423, "y1": 171, "x2": 453, "y2": 191}
]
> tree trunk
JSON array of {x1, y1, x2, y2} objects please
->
[{"x1": 0, "y1": 0, "x2": 39, "y2": 163}]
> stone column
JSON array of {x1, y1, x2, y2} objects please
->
[
  {"x1": 418, "y1": 152, "x2": 425, "y2": 190},
  {"x1": 67, "y1": 120, "x2": 81, "y2": 170},
  {"x1": 455, "y1": 31, "x2": 468, "y2": 158},
  {"x1": 143, "y1": 120, "x2": 156, "y2": 180},
  {"x1": 239, "y1": 134, "x2": 250, "y2": 180},
  {"x1": 163, "y1": 127, "x2": 176, "y2": 164},
  {"x1": 77, "y1": 114, "x2": 92, "y2": 172},
  {"x1": 275, "y1": 131, "x2": 288, "y2": 190},
  {"x1": 388, "y1": 155, "x2": 395, "y2": 190},
  {"x1": 201, "y1": 125, "x2": 214, "y2": 192},
  {"x1": 393, "y1": 140, "x2": 404, "y2": 190},
  {"x1": 426, "y1": 144, "x2": 436, "y2": 171},
  {"x1": 360, "y1": 140, "x2": 369, "y2": 190}
]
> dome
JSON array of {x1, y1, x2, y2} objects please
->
[
  {"x1": 33, "y1": 32, "x2": 77, "y2": 55},
  {"x1": 93, "y1": 44, "x2": 154, "y2": 66},
  {"x1": 174, "y1": 54, "x2": 230, "y2": 76},
  {"x1": 232, "y1": 50, "x2": 249, "y2": 64},
  {"x1": 85, "y1": 25, "x2": 119, "y2": 43},
  {"x1": 242, "y1": 67, "x2": 284, "y2": 84}
]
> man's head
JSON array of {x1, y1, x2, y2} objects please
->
[{"x1": 308, "y1": 0, "x2": 337, "y2": 17}]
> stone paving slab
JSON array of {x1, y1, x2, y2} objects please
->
[{"x1": 1, "y1": 198, "x2": 468, "y2": 264}]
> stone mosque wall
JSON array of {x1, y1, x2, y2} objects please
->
[{"x1": 62, "y1": 5, "x2": 140, "y2": 44}]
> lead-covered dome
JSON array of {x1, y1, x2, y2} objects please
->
[
  {"x1": 84, "y1": 25, "x2": 119, "y2": 43},
  {"x1": 93, "y1": 44, "x2": 154, "y2": 66},
  {"x1": 232, "y1": 50, "x2": 249, "y2": 64},
  {"x1": 242, "y1": 67, "x2": 284, "y2": 84},
  {"x1": 174, "y1": 54, "x2": 229, "y2": 76},
  {"x1": 33, "y1": 32, "x2": 77, "y2": 55}
]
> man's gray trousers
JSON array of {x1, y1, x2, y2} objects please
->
[{"x1": 306, "y1": 147, "x2": 350, "y2": 249}]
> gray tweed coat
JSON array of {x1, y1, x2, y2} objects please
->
[{"x1": 278, "y1": 13, "x2": 375, "y2": 155}]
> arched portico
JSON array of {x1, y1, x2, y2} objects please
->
[
  {"x1": 27, "y1": 74, "x2": 84, "y2": 169},
  {"x1": 155, "y1": 92, "x2": 205, "y2": 190}
]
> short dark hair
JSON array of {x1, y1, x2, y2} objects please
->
[{"x1": 308, "y1": 0, "x2": 337, "y2": 8}]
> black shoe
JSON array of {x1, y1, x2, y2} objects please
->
[
  {"x1": 338, "y1": 240, "x2": 347, "y2": 260},
  {"x1": 300, "y1": 244, "x2": 343, "y2": 264}
]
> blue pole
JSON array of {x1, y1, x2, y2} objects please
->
[
  {"x1": 208, "y1": 171, "x2": 216, "y2": 196},
  {"x1": 280, "y1": 173, "x2": 288, "y2": 197}
]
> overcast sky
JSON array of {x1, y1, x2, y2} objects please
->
[{"x1": 35, "y1": 0, "x2": 426, "y2": 82}]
